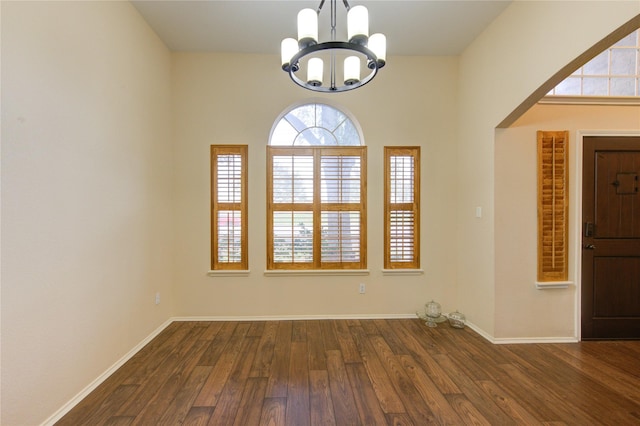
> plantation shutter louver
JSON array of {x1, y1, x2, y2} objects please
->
[{"x1": 537, "y1": 131, "x2": 569, "y2": 281}]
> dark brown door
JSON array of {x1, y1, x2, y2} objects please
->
[{"x1": 582, "y1": 136, "x2": 640, "y2": 339}]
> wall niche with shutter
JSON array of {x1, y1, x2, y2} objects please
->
[{"x1": 537, "y1": 130, "x2": 569, "y2": 282}]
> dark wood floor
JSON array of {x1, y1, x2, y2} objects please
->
[{"x1": 56, "y1": 319, "x2": 640, "y2": 425}]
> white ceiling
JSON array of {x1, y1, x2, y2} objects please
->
[{"x1": 131, "y1": 0, "x2": 512, "y2": 56}]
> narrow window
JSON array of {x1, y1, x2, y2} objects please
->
[
  {"x1": 537, "y1": 131, "x2": 569, "y2": 281},
  {"x1": 211, "y1": 145, "x2": 248, "y2": 270},
  {"x1": 384, "y1": 147, "x2": 420, "y2": 269}
]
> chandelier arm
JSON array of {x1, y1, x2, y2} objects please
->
[
  {"x1": 343, "y1": 0, "x2": 351, "y2": 11},
  {"x1": 317, "y1": 0, "x2": 325, "y2": 13}
]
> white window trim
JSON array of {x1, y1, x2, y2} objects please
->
[
  {"x1": 208, "y1": 270, "x2": 251, "y2": 277},
  {"x1": 263, "y1": 269, "x2": 370, "y2": 277},
  {"x1": 540, "y1": 95, "x2": 640, "y2": 106},
  {"x1": 535, "y1": 281, "x2": 572, "y2": 289},
  {"x1": 382, "y1": 269, "x2": 424, "y2": 276}
]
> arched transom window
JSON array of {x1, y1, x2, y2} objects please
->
[
  {"x1": 267, "y1": 102, "x2": 367, "y2": 270},
  {"x1": 270, "y1": 103, "x2": 362, "y2": 146}
]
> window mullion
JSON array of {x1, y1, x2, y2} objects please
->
[{"x1": 313, "y1": 149, "x2": 322, "y2": 269}]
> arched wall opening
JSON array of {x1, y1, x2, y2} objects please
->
[{"x1": 493, "y1": 15, "x2": 640, "y2": 340}]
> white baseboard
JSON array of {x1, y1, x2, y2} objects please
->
[
  {"x1": 461, "y1": 321, "x2": 578, "y2": 344},
  {"x1": 172, "y1": 313, "x2": 417, "y2": 322},
  {"x1": 174, "y1": 315, "x2": 575, "y2": 343},
  {"x1": 41, "y1": 318, "x2": 173, "y2": 426},
  {"x1": 493, "y1": 336, "x2": 579, "y2": 344},
  {"x1": 464, "y1": 321, "x2": 496, "y2": 343}
]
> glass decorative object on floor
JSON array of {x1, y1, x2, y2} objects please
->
[
  {"x1": 416, "y1": 300, "x2": 446, "y2": 327},
  {"x1": 447, "y1": 310, "x2": 466, "y2": 329}
]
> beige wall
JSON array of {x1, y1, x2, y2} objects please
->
[
  {"x1": 2, "y1": 0, "x2": 640, "y2": 424},
  {"x1": 495, "y1": 103, "x2": 640, "y2": 339},
  {"x1": 172, "y1": 53, "x2": 460, "y2": 318},
  {"x1": 1, "y1": 2, "x2": 173, "y2": 424},
  {"x1": 457, "y1": 1, "x2": 639, "y2": 336}
]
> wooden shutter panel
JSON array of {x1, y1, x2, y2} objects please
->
[
  {"x1": 537, "y1": 131, "x2": 569, "y2": 281},
  {"x1": 384, "y1": 147, "x2": 420, "y2": 269},
  {"x1": 211, "y1": 145, "x2": 248, "y2": 270}
]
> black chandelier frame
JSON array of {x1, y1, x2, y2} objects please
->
[{"x1": 281, "y1": 0, "x2": 385, "y2": 93}]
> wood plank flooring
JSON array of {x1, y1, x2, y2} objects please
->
[{"x1": 56, "y1": 319, "x2": 640, "y2": 425}]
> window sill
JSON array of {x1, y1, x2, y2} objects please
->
[
  {"x1": 535, "y1": 281, "x2": 573, "y2": 289},
  {"x1": 207, "y1": 270, "x2": 250, "y2": 277},
  {"x1": 382, "y1": 269, "x2": 424, "y2": 276},
  {"x1": 264, "y1": 269, "x2": 370, "y2": 277},
  {"x1": 539, "y1": 95, "x2": 640, "y2": 106}
]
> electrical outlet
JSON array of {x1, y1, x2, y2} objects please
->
[
  {"x1": 359, "y1": 283, "x2": 366, "y2": 294},
  {"x1": 155, "y1": 292, "x2": 160, "y2": 305}
]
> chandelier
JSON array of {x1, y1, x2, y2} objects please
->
[{"x1": 280, "y1": 0, "x2": 386, "y2": 93}]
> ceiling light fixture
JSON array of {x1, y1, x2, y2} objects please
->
[{"x1": 281, "y1": 0, "x2": 386, "y2": 93}]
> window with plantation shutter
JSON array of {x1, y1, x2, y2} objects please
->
[
  {"x1": 211, "y1": 145, "x2": 248, "y2": 270},
  {"x1": 537, "y1": 131, "x2": 569, "y2": 281},
  {"x1": 268, "y1": 147, "x2": 366, "y2": 269},
  {"x1": 267, "y1": 102, "x2": 366, "y2": 270},
  {"x1": 384, "y1": 147, "x2": 420, "y2": 269}
]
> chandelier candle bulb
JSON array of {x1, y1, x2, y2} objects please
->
[
  {"x1": 281, "y1": 38, "x2": 299, "y2": 69},
  {"x1": 347, "y1": 5, "x2": 369, "y2": 45},
  {"x1": 368, "y1": 33, "x2": 386, "y2": 67},
  {"x1": 344, "y1": 56, "x2": 361, "y2": 85},
  {"x1": 307, "y1": 57, "x2": 323, "y2": 86},
  {"x1": 297, "y1": 8, "x2": 318, "y2": 48}
]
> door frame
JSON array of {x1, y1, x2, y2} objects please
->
[{"x1": 574, "y1": 130, "x2": 640, "y2": 341}]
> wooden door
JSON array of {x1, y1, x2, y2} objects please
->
[{"x1": 582, "y1": 136, "x2": 640, "y2": 339}]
